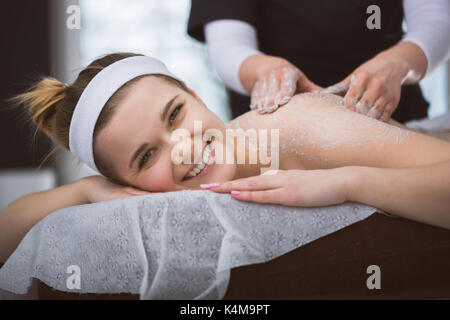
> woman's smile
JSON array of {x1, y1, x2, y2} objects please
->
[{"x1": 182, "y1": 139, "x2": 215, "y2": 181}]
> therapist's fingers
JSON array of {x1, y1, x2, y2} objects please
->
[
  {"x1": 366, "y1": 96, "x2": 387, "y2": 119},
  {"x1": 355, "y1": 86, "x2": 380, "y2": 116},
  {"x1": 270, "y1": 67, "x2": 298, "y2": 110},
  {"x1": 344, "y1": 72, "x2": 369, "y2": 111},
  {"x1": 321, "y1": 81, "x2": 350, "y2": 96},
  {"x1": 379, "y1": 102, "x2": 395, "y2": 122},
  {"x1": 250, "y1": 70, "x2": 277, "y2": 112},
  {"x1": 250, "y1": 76, "x2": 265, "y2": 111},
  {"x1": 251, "y1": 67, "x2": 297, "y2": 113},
  {"x1": 260, "y1": 71, "x2": 281, "y2": 113},
  {"x1": 321, "y1": 72, "x2": 354, "y2": 97}
]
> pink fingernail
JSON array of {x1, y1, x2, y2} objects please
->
[
  {"x1": 200, "y1": 183, "x2": 220, "y2": 189},
  {"x1": 231, "y1": 190, "x2": 241, "y2": 195}
]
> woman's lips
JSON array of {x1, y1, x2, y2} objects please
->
[
  {"x1": 197, "y1": 144, "x2": 215, "y2": 177},
  {"x1": 183, "y1": 142, "x2": 215, "y2": 181}
]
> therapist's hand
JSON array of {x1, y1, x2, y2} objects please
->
[
  {"x1": 323, "y1": 55, "x2": 410, "y2": 122},
  {"x1": 202, "y1": 168, "x2": 355, "y2": 207},
  {"x1": 242, "y1": 55, "x2": 322, "y2": 114}
]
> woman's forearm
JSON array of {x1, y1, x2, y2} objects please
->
[
  {"x1": 0, "y1": 178, "x2": 89, "y2": 263},
  {"x1": 347, "y1": 161, "x2": 450, "y2": 229}
]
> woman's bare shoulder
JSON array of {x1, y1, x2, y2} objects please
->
[{"x1": 227, "y1": 92, "x2": 345, "y2": 131}]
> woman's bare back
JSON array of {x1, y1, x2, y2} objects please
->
[{"x1": 227, "y1": 92, "x2": 450, "y2": 171}]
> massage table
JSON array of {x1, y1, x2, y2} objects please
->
[{"x1": 31, "y1": 212, "x2": 450, "y2": 300}]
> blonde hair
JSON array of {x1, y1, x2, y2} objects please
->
[{"x1": 8, "y1": 52, "x2": 189, "y2": 186}]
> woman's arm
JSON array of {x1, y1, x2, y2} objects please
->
[
  {"x1": 0, "y1": 178, "x2": 89, "y2": 263},
  {"x1": 205, "y1": 162, "x2": 450, "y2": 229},
  {"x1": 221, "y1": 93, "x2": 450, "y2": 228},
  {"x1": 0, "y1": 175, "x2": 150, "y2": 263},
  {"x1": 348, "y1": 161, "x2": 450, "y2": 229}
]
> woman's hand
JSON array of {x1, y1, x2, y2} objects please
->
[
  {"x1": 323, "y1": 54, "x2": 412, "y2": 122},
  {"x1": 202, "y1": 168, "x2": 356, "y2": 207},
  {"x1": 80, "y1": 175, "x2": 150, "y2": 204},
  {"x1": 242, "y1": 55, "x2": 322, "y2": 114}
]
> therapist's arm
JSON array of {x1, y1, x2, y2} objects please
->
[
  {"x1": 401, "y1": 0, "x2": 450, "y2": 77},
  {"x1": 204, "y1": 20, "x2": 320, "y2": 112},
  {"x1": 204, "y1": 19, "x2": 262, "y2": 95},
  {"x1": 347, "y1": 161, "x2": 450, "y2": 229},
  {"x1": 327, "y1": 0, "x2": 450, "y2": 121}
]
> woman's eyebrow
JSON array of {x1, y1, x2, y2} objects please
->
[
  {"x1": 129, "y1": 143, "x2": 149, "y2": 170},
  {"x1": 160, "y1": 94, "x2": 179, "y2": 122},
  {"x1": 129, "y1": 94, "x2": 180, "y2": 170}
]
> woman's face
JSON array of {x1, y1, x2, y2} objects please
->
[{"x1": 95, "y1": 75, "x2": 237, "y2": 192}]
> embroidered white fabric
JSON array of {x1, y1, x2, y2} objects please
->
[{"x1": 0, "y1": 190, "x2": 377, "y2": 299}]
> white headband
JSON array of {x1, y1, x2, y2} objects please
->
[{"x1": 69, "y1": 55, "x2": 179, "y2": 173}]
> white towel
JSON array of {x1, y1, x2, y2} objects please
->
[{"x1": 0, "y1": 190, "x2": 377, "y2": 299}]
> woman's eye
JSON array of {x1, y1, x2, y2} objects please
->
[
  {"x1": 138, "y1": 103, "x2": 183, "y2": 170},
  {"x1": 169, "y1": 103, "x2": 183, "y2": 124},
  {"x1": 139, "y1": 149, "x2": 154, "y2": 168}
]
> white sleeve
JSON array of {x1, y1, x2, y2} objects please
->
[
  {"x1": 204, "y1": 19, "x2": 263, "y2": 95},
  {"x1": 401, "y1": 0, "x2": 450, "y2": 76}
]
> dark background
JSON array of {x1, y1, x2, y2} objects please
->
[{"x1": 0, "y1": 1, "x2": 53, "y2": 169}]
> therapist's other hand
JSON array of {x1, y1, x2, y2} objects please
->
[
  {"x1": 324, "y1": 56, "x2": 408, "y2": 122},
  {"x1": 81, "y1": 175, "x2": 150, "y2": 203},
  {"x1": 247, "y1": 56, "x2": 321, "y2": 113},
  {"x1": 203, "y1": 168, "x2": 355, "y2": 207}
]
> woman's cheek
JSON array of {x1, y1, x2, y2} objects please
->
[{"x1": 138, "y1": 168, "x2": 174, "y2": 192}]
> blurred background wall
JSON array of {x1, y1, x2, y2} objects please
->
[
  {"x1": 0, "y1": 1, "x2": 56, "y2": 211},
  {"x1": 0, "y1": 0, "x2": 449, "y2": 211}
]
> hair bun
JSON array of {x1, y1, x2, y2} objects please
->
[{"x1": 11, "y1": 77, "x2": 66, "y2": 141}]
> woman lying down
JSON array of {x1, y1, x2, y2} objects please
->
[{"x1": 1, "y1": 52, "x2": 449, "y2": 264}]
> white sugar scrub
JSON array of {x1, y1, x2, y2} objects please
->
[
  {"x1": 227, "y1": 116, "x2": 265, "y2": 154},
  {"x1": 226, "y1": 92, "x2": 426, "y2": 170}
]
